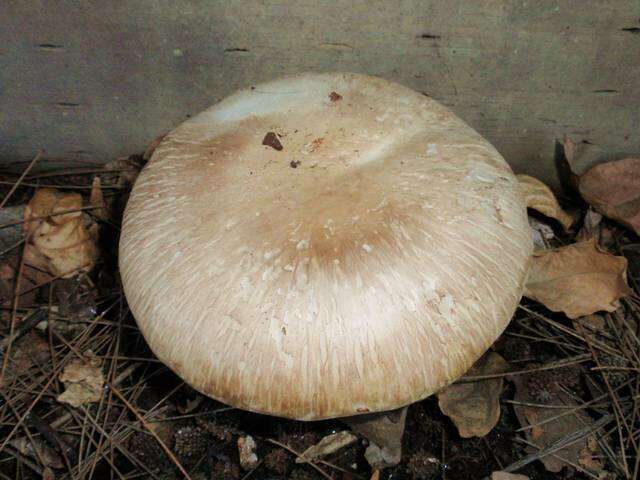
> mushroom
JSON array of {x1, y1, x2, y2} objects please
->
[{"x1": 119, "y1": 73, "x2": 532, "y2": 468}]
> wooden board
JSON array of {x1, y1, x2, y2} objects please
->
[{"x1": 1, "y1": 1, "x2": 639, "y2": 184}]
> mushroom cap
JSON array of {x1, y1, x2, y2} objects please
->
[{"x1": 120, "y1": 73, "x2": 532, "y2": 420}]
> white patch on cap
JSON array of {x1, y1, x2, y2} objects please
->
[
  {"x1": 263, "y1": 249, "x2": 281, "y2": 261},
  {"x1": 438, "y1": 293, "x2": 455, "y2": 316}
]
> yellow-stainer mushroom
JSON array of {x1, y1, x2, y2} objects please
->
[{"x1": 119, "y1": 73, "x2": 532, "y2": 468}]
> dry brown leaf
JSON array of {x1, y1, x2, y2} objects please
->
[
  {"x1": 562, "y1": 137, "x2": 607, "y2": 175},
  {"x1": 345, "y1": 407, "x2": 407, "y2": 469},
  {"x1": 437, "y1": 352, "x2": 509, "y2": 438},
  {"x1": 524, "y1": 240, "x2": 632, "y2": 319},
  {"x1": 518, "y1": 174, "x2": 574, "y2": 230},
  {"x1": 491, "y1": 472, "x2": 529, "y2": 480},
  {"x1": 57, "y1": 357, "x2": 104, "y2": 407},
  {"x1": 24, "y1": 188, "x2": 98, "y2": 278},
  {"x1": 0, "y1": 206, "x2": 55, "y2": 306},
  {"x1": 90, "y1": 176, "x2": 110, "y2": 221},
  {"x1": 511, "y1": 368, "x2": 597, "y2": 473},
  {"x1": 557, "y1": 137, "x2": 581, "y2": 193},
  {"x1": 579, "y1": 157, "x2": 640, "y2": 235},
  {"x1": 578, "y1": 437, "x2": 605, "y2": 474},
  {"x1": 296, "y1": 431, "x2": 357, "y2": 463}
]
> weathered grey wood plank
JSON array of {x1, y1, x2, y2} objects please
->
[{"x1": 1, "y1": 1, "x2": 638, "y2": 184}]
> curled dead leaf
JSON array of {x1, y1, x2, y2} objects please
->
[
  {"x1": 579, "y1": 157, "x2": 640, "y2": 235},
  {"x1": 57, "y1": 357, "x2": 104, "y2": 407},
  {"x1": 524, "y1": 240, "x2": 632, "y2": 319},
  {"x1": 24, "y1": 189, "x2": 98, "y2": 278},
  {"x1": 437, "y1": 352, "x2": 509, "y2": 438},
  {"x1": 518, "y1": 174, "x2": 573, "y2": 230},
  {"x1": 562, "y1": 137, "x2": 607, "y2": 175},
  {"x1": 344, "y1": 407, "x2": 407, "y2": 469},
  {"x1": 557, "y1": 137, "x2": 581, "y2": 193}
]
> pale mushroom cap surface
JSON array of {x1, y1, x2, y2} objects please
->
[{"x1": 120, "y1": 73, "x2": 532, "y2": 420}]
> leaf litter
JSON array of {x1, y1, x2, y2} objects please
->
[
  {"x1": 438, "y1": 352, "x2": 509, "y2": 438},
  {"x1": 510, "y1": 364, "x2": 598, "y2": 474},
  {"x1": 579, "y1": 157, "x2": 640, "y2": 235},
  {"x1": 524, "y1": 239, "x2": 632, "y2": 319},
  {"x1": 56, "y1": 355, "x2": 105, "y2": 407},
  {"x1": 0, "y1": 146, "x2": 638, "y2": 480},
  {"x1": 518, "y1": 174, "x2": 574, "y2": 230},
  {"x1": 23, "y1": 188, "x2": 98, "y2": 278}
]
